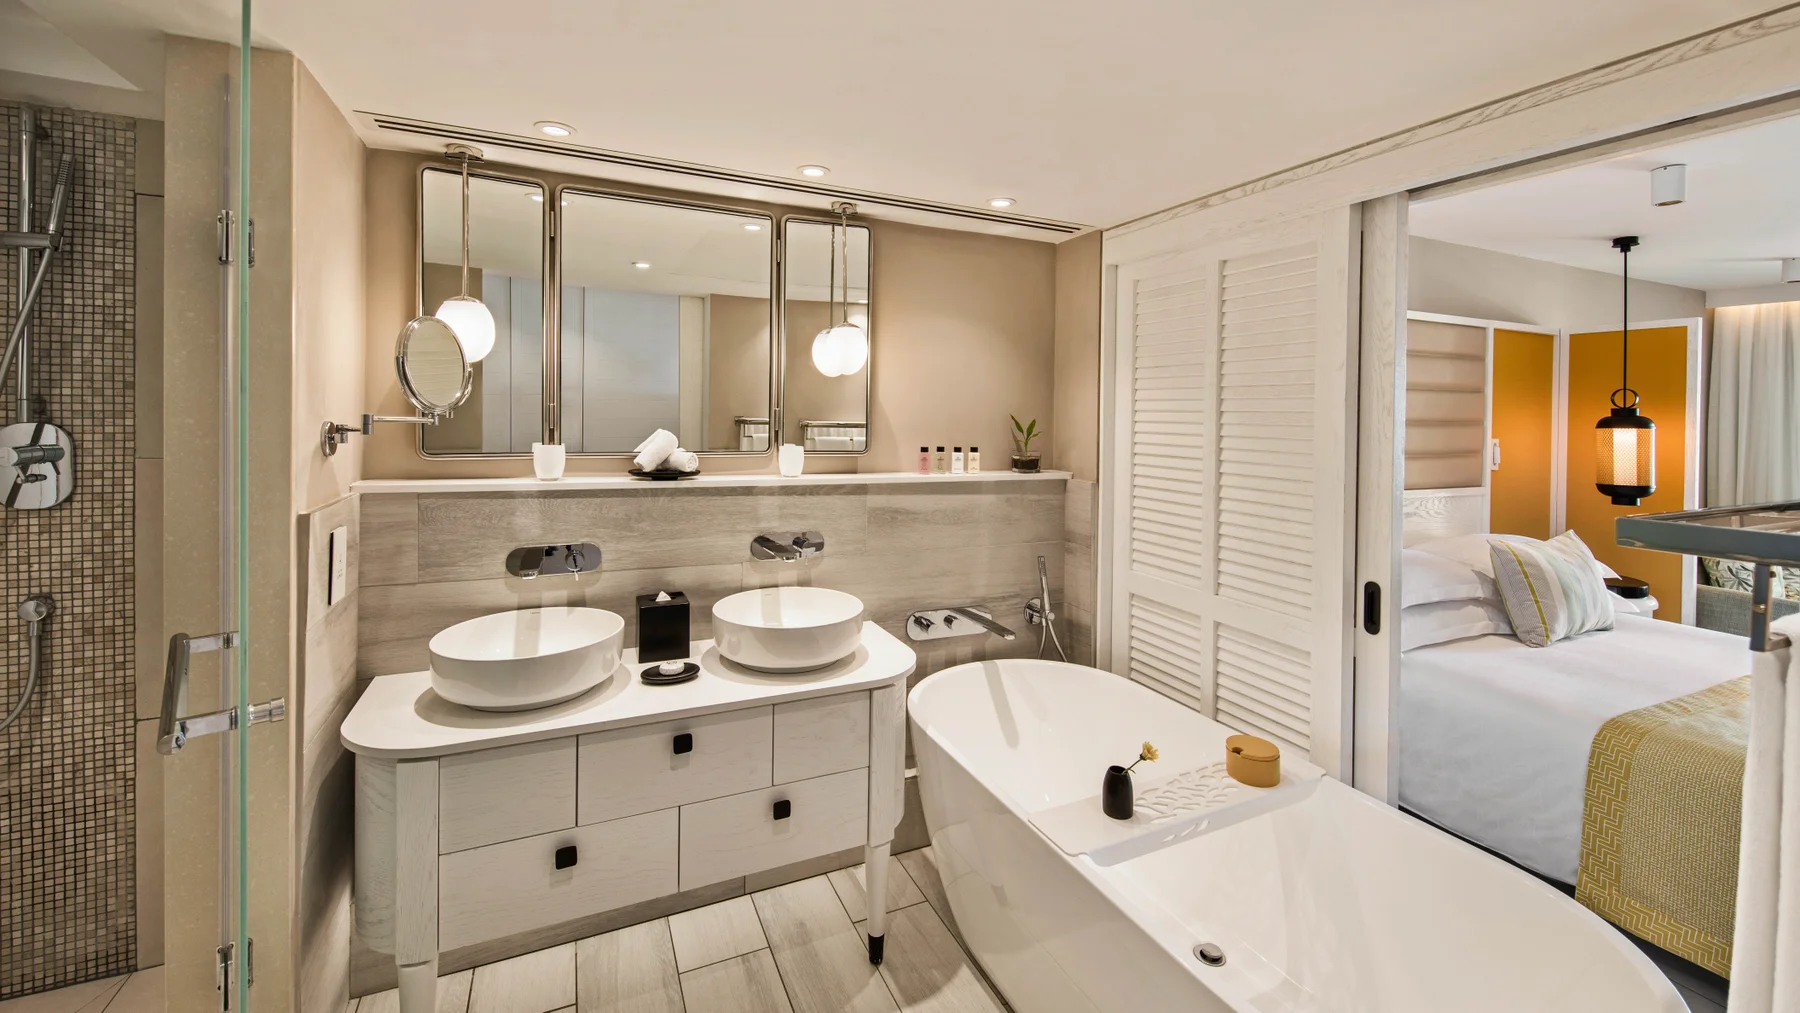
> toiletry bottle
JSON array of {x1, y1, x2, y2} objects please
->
[
  {"x1": 933, "y1": 446, "x2": 948, "y2": 474},
  {"x1": 952, "y1": 447, "x2": 965, "y2": 474},
  {"x1": 917, "y1": 446, "x2": 931, "y2": 475},
  {"x1": 968, "y1": 447, "x2": 981, "y2": 474}
]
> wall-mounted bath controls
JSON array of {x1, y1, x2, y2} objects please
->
[
  {"x1": 554, "y1": 845, "x2": 577, "y2": 870},
  {"x1": 750, "y1": 531, "x2": 825, "y2": 561},
  {"x1": 505, "y1": 543, "x2": 601, "y2": 579},
  {"x1": 907, "y1": 606, "x2": 1017, "y2": 642},
  {"x1": 772, "y1": 799, "x2": 791, "y2": 821},
  {"x1": 672, "y1": 732, "x2": 693, "y2": 755},
  {"x1": 0, "y1": 422, "x2": 72, "y2": 509}
]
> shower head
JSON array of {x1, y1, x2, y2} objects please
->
[{"x1": 44, "y1": 155, "x2": 74, "y2": 238}]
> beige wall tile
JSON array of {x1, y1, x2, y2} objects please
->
[
  {"x1": 135, "y1": 195, "x2": 164, "y2": 461},
  {"x1": 134, "y1": 118, "x2": 165, "y2": 196},
  {"x1": 135, "y1": 459, "x2": 164, "y2": 720},
  {"x1": 1052, "y1": 232, "x2": 1102, "y2": 483},
  {"x1": 864, "y1": 483, "x2": 1063, "y2": 554},
  {"x1": 134, "y1": 721, "x2": 164, "y2": 969},
  {"x1": 359, "y1": 494, "x2": 419, "y2": 587},
  {"x1": 358, "y1": 563, "x2": 741, "y2": 677}
]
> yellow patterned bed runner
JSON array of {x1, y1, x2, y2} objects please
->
[{"x1": 1576, "y1": 676, "x2": 1749, "y2": 978}]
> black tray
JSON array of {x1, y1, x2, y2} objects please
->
[{"x1": 628, "y1": 467, "x2": 699, "y2": 481}]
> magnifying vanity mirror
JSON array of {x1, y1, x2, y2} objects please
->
[
  {"x1": 319, "y1": 315, "x2": 473, "y2": 456},
  {"x1": 782, "y1": 215, "x2": 872, "y2": 453}
]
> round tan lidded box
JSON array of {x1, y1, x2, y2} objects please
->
[{"x1": 1225, "y1": 734, "x2": 1281, "y2": 788}]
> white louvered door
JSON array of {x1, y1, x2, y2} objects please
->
[{"x1": 1107, "y1": 209, "x2": 1360, "y2": 776}]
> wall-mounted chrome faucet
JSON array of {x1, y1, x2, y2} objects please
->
[
  {"x1": 907, "y1": 606, "x2": 1017, "y2": 642},
  {"x1": 751, "y1": 531, "x2": 825, "y2": 562},
  {"x1": 506, "y1": 543, "x2": 602, "y2": 579}
]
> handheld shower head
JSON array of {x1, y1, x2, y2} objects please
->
[{"x1": 44, "y1": 155, "x2": 74, "y2": 238}]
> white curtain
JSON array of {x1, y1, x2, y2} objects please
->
[
  {"x1": 1708, "y1": 302, "x2": 1800, "y2": 505},
  {"x1": 1732, "y1": 613, "x2": 1800, "y2": 1012}
]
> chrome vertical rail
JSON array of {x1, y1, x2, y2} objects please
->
[{"x1": 14, "y1": 107, "x2": 32, "y2": 423}]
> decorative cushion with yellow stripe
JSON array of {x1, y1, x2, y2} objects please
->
[{"x1": 1489, "y1": 531, "x2": 1616, "y2": 647}]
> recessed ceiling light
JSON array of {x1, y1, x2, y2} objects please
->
[
  {"x1": 535, "y1": 121, "x2": 574, "y2": 137},
  {"x1": 744, "y1": 223, "x2": 763, "y2": 231},
  {"x1": 632, "y1": 261, "x2": 651, "y2": 269},
  {"x1": 798, "y1": 165, "x2": 829, "y2": 178},
  {"x1": 988, "y1": 197, "x2": 1015, "y2": 209}
]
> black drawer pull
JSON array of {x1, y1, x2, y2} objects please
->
[
  {"x1": 772, "y1": 799, "x2": 791, "y2": 821},
  {"x1": 672, "y1": 732, "x2": 693, "y2": 755},
  {"x1": 554, "y1": 845, "x2": 577, "y2": 870}
]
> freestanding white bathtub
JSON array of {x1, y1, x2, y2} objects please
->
[{"x1": 909, "y1": 659, "x2": 1688, "y2": 1013}]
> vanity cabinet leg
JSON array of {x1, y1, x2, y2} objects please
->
[
  {"x1": 396, "y1": 959, "x2": 439, "y2": 1013},
  {"x1": 865, "y1": 840, "x2": 891, "y2": 965}
]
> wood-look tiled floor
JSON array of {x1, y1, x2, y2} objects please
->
[{"x1": 348, "y1": 846, "x2": 1009, "y2": 1013}]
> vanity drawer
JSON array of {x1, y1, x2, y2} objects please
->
[
  {"x1": 439, "y1": 808, "x2": 678, "y2": 951},
  {"x1": 578, "y1": 707, "x2": 773, "y2": 824},
  {"x1": 678, "y1": 767, "x2": 868, "y2": 890},
  {"x1": 439, "y1": 738, "x2": 577, "y2": 854},
  {"x1": 773, "y1": 691, "x2": 870, "y2": 783}
]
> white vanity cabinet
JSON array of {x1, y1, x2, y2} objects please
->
[{"x1": 342, "y1": 623, "x2": 914, "y2": 1013}]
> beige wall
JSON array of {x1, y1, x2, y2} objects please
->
[
  {"x1": 362, "y1": 149, "x2": 1059, "y2": 477},
  {"x1": 1052, "y1": 232, "x2": 1102, "y2": 481},
  {"x1": 1409, "y1": 236, "x2": 1705, "y2": 329},
  {"x1": 705, "y1": 294, "x2": 775, "y2": 450}
]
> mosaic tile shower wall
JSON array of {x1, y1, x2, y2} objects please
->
[{"x1": 0, "y1": 104, "x2": 137, "y2": 998}]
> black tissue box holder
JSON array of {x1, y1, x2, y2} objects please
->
[{"x1": 637, "y1": 591, "x2": 691, "y2": 664}]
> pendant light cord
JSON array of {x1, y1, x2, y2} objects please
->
[
  {"x1": 1621, "y1": 241, "x2": 1629, "y2": 398},
  {"x1": 838, "y1": 205, "x2": 850, "y2": 326},
  {"x1": 826, "y1": 209, "x2": 839, "y2": 327},
  {"x1": 459, "y1": 151, "x2": 472, "y2": 298}
]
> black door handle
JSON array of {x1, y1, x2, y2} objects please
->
[
  {"x1": 772, "y1": 799, "x2": 791, "y2": 821},
  {"x1": 673, "y1": 732, "x2": 693, "y2": 755}
]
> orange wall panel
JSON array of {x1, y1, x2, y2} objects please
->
[
  {"x1": 1490, "y1": 328, "x2": 1555, "y2": 539},
  {"x1": 1564, "y1": 325, "x2": 1692, "y2": 621}
]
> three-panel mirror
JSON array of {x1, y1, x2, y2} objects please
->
[{"x1": 416, "y1": 164, "x2": 873, "y2": 457}]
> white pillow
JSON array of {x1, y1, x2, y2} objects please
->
[
  {"x1": 1402, "y1": 549, "x2": 1496, "y2": 607},
  {"x1": 1412, "y1": 532, "x2": 1620, "y2": 582},
  {"x1": 1609, "y1": 592, "x2": 1656, "y2": 616},
  {"x1": 1401, "y1": 598, "x2": 1513, "y2": 651}
]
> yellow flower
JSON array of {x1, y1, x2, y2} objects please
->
[{"x1": 1140, "y1": 741, "x2": 1159, "y2": 763}]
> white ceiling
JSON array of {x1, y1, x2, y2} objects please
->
[
  {"x1": 6, "y1": 0, "x2": 1786, "y2": 233},
  {"x1": 1409, "y1": 112, "x2": 1800, "y2": 293}
]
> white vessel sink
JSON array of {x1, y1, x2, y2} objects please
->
[
  {"x1": 429, "y1": 606, "x2": 624, "y2": 711},
  {"x1": 712, "y1": 587, "x2": 864, "y2": 673}
]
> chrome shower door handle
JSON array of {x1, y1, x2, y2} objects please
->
[{"x1": 158, "y1": 630, "x2": 284, "y2": 755}]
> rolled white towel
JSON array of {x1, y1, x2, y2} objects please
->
[
  {"x1": 633, "y1": 429, "x2": 679, "y2": 471},
  {"x1": 664, "y1": 448, "x2": 699, "y2": 474}
]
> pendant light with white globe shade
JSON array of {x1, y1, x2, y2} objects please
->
[
  {"x1": 434, "y1": 144, "x2": 496, "y2": 363},
  {"x1": 812, "y1": 202, "x2": 868, "y2": 377}
]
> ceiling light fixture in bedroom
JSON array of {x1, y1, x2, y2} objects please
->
[
  {"x1": 1649, "y1": 164, "x2": 1686, "y2": 206},
  {"x1": 1595, "y1": 235, "x2": 1655, "y2": 506}
]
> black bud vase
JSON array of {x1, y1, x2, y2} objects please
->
[{"x1": 1102, "y1": 765, "x2": 1134, "y2": 820}]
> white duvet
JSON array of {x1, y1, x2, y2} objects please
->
[{"x1": 1399, "y1": 614, "x2": 1750, "y2": 883}]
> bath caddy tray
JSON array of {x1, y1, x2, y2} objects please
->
[{"x1": 1029, "y1": 761, "x2": 1322, "y2": 867}]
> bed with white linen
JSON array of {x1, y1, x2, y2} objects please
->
[{"x1": 1398, "y1": 613, "x2": 1749, "y2": 882}]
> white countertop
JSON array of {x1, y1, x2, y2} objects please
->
[
  {"x1": 352, "y1": 470, "x2": 1071, "y2": 495},
  {"x1": 340, "y1": 622, "x2": 917, "y2": 759}
]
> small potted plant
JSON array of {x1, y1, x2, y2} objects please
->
[
  {"x1": 1010, "y1": 415, "x2": 1042, "y2": 472},
  {"x1": 1103, "y1": 741, "x2": 1158, "y2": 820}
]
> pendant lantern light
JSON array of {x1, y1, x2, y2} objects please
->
[
  {"x1": 811, "y1": 202, "x2": 868, "y2": 378},
  {"x1": 1595, "y1": 235, "x2": 1655, "y2": 506},
  {"x1": 434, "y1": 144, "x2": 497, "y2": 364}
]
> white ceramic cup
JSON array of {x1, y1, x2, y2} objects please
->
[
  {"x1": 532, "y1": 442, "x2": 566, "y2": 480},
  {"x1": 778, "y1": 443, "x2": 805, "y2": 478}
]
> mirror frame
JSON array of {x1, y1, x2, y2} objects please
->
[
  {"x1": 553, "y1": 185, "x2": 780, "y2": 457},
  {"x1": 414, "y1": 161, "x2": 552, "y2": 459},
  {"x1": 779, "y1": 214, "x2": 874, "y2": 456},
  {"x1": 394, "y1": 316, "x2": 473, "y2": 415}
]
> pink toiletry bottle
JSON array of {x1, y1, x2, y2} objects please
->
[{"x1": 917, "y1": 447, "x2": 931, "y2": 475}]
